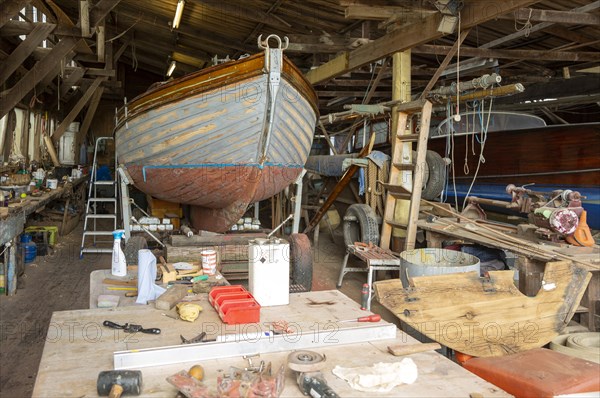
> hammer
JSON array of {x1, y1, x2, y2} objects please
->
[{"x1": 97, "y1": 370, "x2": 142, "y2": 398}]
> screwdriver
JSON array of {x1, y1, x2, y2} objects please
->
[{"x1": 338, "y1": 314, "x2": 381, "y2": 323}]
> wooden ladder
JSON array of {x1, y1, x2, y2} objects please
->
[{"x1": 380, "y1": 99, "x2": 433, "y2": 251}]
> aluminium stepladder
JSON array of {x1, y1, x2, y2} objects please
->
[{"x1": 79, "y1": 137, "x2": 118, "y2": 256}]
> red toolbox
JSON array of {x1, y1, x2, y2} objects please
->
[{"x1": 209, "y1": 285, "x2": 261, "y2": 324}]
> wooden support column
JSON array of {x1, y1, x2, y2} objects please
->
[
  {"x1": 390, "y1": 50, "x2": 411, "y2": 250},
  {"x1": 79, "y1": 0, "x2": 90, "y2": 37},
  {"x1": 0, "y1": 22, "x2": 56, "y2": 85}
]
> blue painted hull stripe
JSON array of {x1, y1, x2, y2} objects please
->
[{"x1": 140, "y1": 163, "x2": 303, "y2": 182}]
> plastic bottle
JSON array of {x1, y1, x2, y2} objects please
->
[
  {"x1": 20, "y1": 233, "x2": 37, "y2": 263},
  {"x1": 111, "y1": 230, "x2": 127, "y2": 277}
]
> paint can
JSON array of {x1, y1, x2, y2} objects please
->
[
  {"x1": 46, "y1": 179, "x2": 58, "y2": 189},
  {"x1": 201, "y1": 249, "x2": 217, "y2": 275}
]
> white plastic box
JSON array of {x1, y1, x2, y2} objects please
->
[{"x1": 248, "y1": 238, "x2": 289, "y2": 306}]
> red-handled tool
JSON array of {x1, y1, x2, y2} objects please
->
[{"x1": 338, "y1": 314, "x2": 381, "y2": 323}]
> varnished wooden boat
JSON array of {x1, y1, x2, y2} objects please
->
[
  {"x1": 115, "y1": 38, "x2": 318, "y2": 232},
  {"x1": 428, "y1": 120, "x2": 600, "y2": 229}
]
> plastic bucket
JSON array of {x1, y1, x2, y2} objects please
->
[
  {"x1": 201, "y1": 249, "x2": 218, "y2": 275},
  {"x1": 400, "y1": 248, "x2": 480, "y2": 288}
]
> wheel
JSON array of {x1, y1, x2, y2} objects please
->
[
  {"x1": 421, "y1": 150, "x2": 446, "y2": 200},
  {"x1": 124, "y1": 236, "x2": 148, "y2": 265},
  {"x1": 343, "y1": 204, "x2": 380, "y2": 247},
  {"x1": 289, "y1": 233, "x2": 313, "y2": 291}
]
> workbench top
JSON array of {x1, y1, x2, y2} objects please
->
[{"x1": 33, "y1": 290, "x2": 510, "y2": 397}]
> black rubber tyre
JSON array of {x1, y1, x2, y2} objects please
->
[
  {"x1": 421, "y1": 150, "x2": 446, "y2": 200},
  {"x1": 124, "y1": 236, "x2": 148, "y2": 265},
  {"x1": 343, "y1": 204, "x2": 380, "y2": 247},
  {"x1": 289, "y1": 233, "x2": 313, "y2": 291}
]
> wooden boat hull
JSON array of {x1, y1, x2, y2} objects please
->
[
  {"x1": 115, "y1": 51, "x2": 318, "y2": 232},
  {"x1": 429, "y1": 123, "x2": 600, "y2": 228}
]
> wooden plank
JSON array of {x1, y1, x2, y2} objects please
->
[
  {"x1": 375, "y1": 261, "x2": 592, "y2": 358},
  {"x1": 96, "y1": 24, "x2": 105, "y2": 62},
  {"x1": 0, "y1": 36, "x2": 80, "y2": 119},
  {"x1": 419, "y1": 29, "x2": 470, "y2": 100},
  {"x1": 0, "y1": 0, "x2": 32, "y2": 29},
  {"x1": 306, "y1": 0, "x2": 540, "y2": 84},
  {"x1": 0, "y1": 22, "x2": 55, "y2": 85},
  {"x1": 155, "y1": 284, "x2": 190, "y2": 311},
  {"x1": 498, "y1": 8, "x2": 600, "y2": 26},
  {"x1": 51, "y1": 76, "x2": 104, "y2": 142},
  {"x1": 0, "y1": 20, "x2": 81, "y2": 37}
]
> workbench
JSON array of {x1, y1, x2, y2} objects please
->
[
  {"x1": 0, "y1": 176, "x2": 88, "y2": 246},
  {"x1": 418, "y1": 217, "x2": 600, "y2": 331},
  {"x1": 33, "y1": 290, "x2": 509, "y2": 397}
]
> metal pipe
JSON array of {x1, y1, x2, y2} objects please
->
[
  {"x1": 292, "y1": 169, "x2": 306, "y2": 234},
  {"x1": 268, "y1": 214, "x2": 293, "y2": 238}
]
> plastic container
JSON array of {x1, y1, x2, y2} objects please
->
[
  {"x1": 201, "y1": 249, "x2": 218, "y2": 275},
  {"x1": 209, "y1": 285, "x2": 260, "y2": 324},
  {"x1": 248, "y1": 238, "x2": 290, "y2": 306},
  {"x1": 20, "y1": 234, "x2": 37, "y2": 263},
  {"x1": 399, "y1": 248, "x2": 480, "y2": 288},
  {"x1": 111, "y1": 230, "x2": 127, "y2": 277}
]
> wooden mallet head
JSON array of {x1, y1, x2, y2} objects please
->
[{"x1": 97, "y1": 370, "x2": 142, "y2": 397}]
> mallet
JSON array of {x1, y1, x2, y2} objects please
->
[{"x1": 97, "y1": 370, "x2": 142, "y2": 398}]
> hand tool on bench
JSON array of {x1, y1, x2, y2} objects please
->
[
  {"x1": 97, "y1": 370, "x2": 142, "y2": 397},
  {"x1": 288, "y1": 350, "x2": 339, "y2": 398},
  {"x1": 388, "y1": 342, "x2": 442, "y2": 356},
  {"x1": 103, "y1": 320, "x2": 161, "y2": 334},
  {"x1": 338, "y1": 314, "x2": 381, "y2": 323}
]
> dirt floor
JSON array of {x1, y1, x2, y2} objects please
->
[{"x1": 0, "y1": 224, "x2": 397, "y2": 398}]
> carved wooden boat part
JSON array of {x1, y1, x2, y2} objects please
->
[{"x1": 374, "y1": 260, "x2": 591, "y2": 357}]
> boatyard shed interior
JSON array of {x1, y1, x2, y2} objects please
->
[{"x1": 1, "y1": 1, "x2": 599, "y2": 397}]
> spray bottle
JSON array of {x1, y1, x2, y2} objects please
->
[{"x1": 111, "y1": 230, "x2": 127, "y2": 277}]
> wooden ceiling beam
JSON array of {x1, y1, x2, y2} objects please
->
[
  {"x1": 116, "y1": 7, "x2": 256, "y2": 54},
  {"x1": 0, "y1": 37, "x2": 82, "y2": 118},
  {"x1": 498, "y1": 8, "x2": 600, "y2": 26},
  {"x1": 187, "y1": 0, "x2": 292, "y2": 32},
  {"x1": 306, "y1": 0, "x2": 541, "y2": 85},
  {"x1": 543, "y1": 25, "x2": 600, "y2": 49},
  {"x1": 0, "y1": 20, "x2": 80, "y2": 37},
  {"x1": 0, "y1": 22, "x2": 55, "y2": 85},
  {"x1": 89, "y1": 0, "x2": 122, "y2": 27},
  {"x1": 344, "y1": 4, "x2": 434, "y2": 20},
  {"x1": 0, "y1": 0, "x2": 33, "y2": 29},
  {"x1": 481, "y1": 1, "x2": 600, "y2": 49},
  {"x1": 413, "y1": 44, "x2": 600, "y2": 62}
]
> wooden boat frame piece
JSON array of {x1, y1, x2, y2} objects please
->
[{"x1": 374, "y1": 260, "x2": 591, "y2": 357}]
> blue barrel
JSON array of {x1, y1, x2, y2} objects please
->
[{"x1": 20, "y1": 233, "x2": 37, "y2": 263}]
